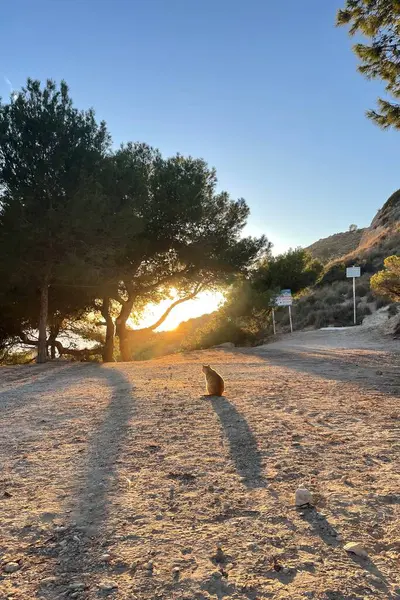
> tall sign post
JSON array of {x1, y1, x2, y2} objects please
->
[
  {"x1": 346, "y1": 266, "x2": 361, "y2": 325},
  {"x1": 271, "y1": 307, "x2": 276, "y2": 335},
  {"x1": 275, "y1": 289, "x2": 293, "y2": 333}
]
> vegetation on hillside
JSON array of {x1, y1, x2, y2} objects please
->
[{"x1": 371, "y1": 255, "x2": 400, "y2": 301}]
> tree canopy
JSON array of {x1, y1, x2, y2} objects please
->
[
  {"x1": 0, "y1": 78, "x2": 110, "y2": 361},
  {"x1": 0, "y1": 78, "x2": 268, "y2": 362},
  {"x1": 370, "y1": 255, "x2": 400, "y2": 300},
  {"x1": 337, "y1": 0, "x2": 400, "y2": 129}
]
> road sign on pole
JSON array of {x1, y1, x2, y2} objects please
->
[
  {"x1": 275, "y1": 289, "x2": 293, "y2": 306},
  {"x1": 346, "y1": 266, "x2": 361, "y2": 325},
  {"x1": 274, "y1": 290, "x2": 293, "y2": 332}
]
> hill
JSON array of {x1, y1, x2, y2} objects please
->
[
  {"x1": 306, "y1": 228, "x2": 365, "y2": 263},
  {"x1": 284, "y1": 189, "x2": 400, "y2": 332}
]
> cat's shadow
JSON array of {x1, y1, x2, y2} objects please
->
[{"x1": 207, "y1": 395, "x2": 265, "y2": 489}]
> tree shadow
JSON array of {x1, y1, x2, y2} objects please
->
[
  {"x1": 23, "y1": 365, "x2": 135, "y2": 588},
  {"x1": 210, "y1": 396, "x2": 265, "y2": 489},
  {"x1": 67, "y1": 365, "x2": 134, "y2": 532},
  {"x1": 299, "y1": 508, "x2": 393, "y2": 597},
  {"x1": 236, "y1": 347, "x2": 400, "y2": 399},
  {"x1": 0, "y1": 362, "x2": 90, "y2": 414}
]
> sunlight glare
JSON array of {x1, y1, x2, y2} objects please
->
[{"x1": 128, "y1": 291, "x2": 225, "y2": 332}]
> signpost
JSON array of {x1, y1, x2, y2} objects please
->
[
  {"x1": 274, "y1": 289, "x2": 293, "y2": 333},
  {"x1": 346, "y1": 266, "x2": 361, "y2": 325}
]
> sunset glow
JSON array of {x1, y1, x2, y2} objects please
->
[{"x1": 129, "y1": 290, "x2": 225, "y2": 332}]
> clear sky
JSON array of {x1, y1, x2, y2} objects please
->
[{"x1": 1, "y1": 0, "x2": 399, "y2": 255}]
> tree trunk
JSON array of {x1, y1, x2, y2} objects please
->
[
  {"x1": 101, "y1": 297, "x2": 115, "y2": 363},
  {"x1": 116, "y1": 298, "x2": 134, "y2": 362},
  {"x1": 48, "y1": 324, "x2": 59, "y2": 360},
  {"x1": 37, "y1": 280, "x2": 49, "y2": 364}
]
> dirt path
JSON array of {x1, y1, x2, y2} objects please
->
[{"x1": 0, "y1": 342, "x2": 399, "y2": 599}]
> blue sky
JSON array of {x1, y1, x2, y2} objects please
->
[{"x1": 1, "y1": 0, "x2": 398, "y2": 255}]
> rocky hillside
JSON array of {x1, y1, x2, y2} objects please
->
[
  {"x1": 306, "y1": 228, "x2": 365, "y2": 263},
  {"x1": 282, "y1": 190, "x2": 400, "y2": 332}
]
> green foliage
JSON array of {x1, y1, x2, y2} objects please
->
[
  {"x1": 0, "y1": 78, "x2": 111, "y2": 358},
  {"x1": 337, "y1": 0, "x2": 400, "y2": 129},
  {"x1": 0, "y1": 79, "x2": 268, "y2": 362},
  {"x1": 253, "y1": 248, "x2": 323, "y2": 295},
  {"x1": 370, "y1": 255, "x2": 400, "y2": 300}
]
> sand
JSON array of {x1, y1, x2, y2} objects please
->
[{"x1": 0, "y1": 332, "x2": 399, "y2": 599}]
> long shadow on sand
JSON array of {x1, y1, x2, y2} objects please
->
[
  {"x1": 68, "y1": 364, "x2": 134, "y2": 533},
  {"x1": 237, "y1": 347, "x2": 400, "y2": 399},
  {"x1": 25, "y1": 364, "x2": 135, "y2": 587},
  {"x1": 211, "y1": 396, "x2": 264, "y2": 489}
]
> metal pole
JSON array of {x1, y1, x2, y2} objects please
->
[
  {"x1": 272, "y1": 309, "x2": 276, "y2": 335},
  {"x1": 353, "y1": 277, "x2": 356, "y2": 325},
  {"x1": 289, "y1": 305, "x2": 293, "y2": 333}
]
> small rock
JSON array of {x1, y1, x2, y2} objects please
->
[
  {"x1": 100, "y1": 554, "x2": 111, "y2": 562},
  {"x1": 344, "y1": 542, "x2": 368, "y2": 558},
  {"x1": 3, "y1": 490, "x2": 12, "y2": 498},
  {"x1": 155, "y1": 513, "x2": 163, "y2": 521},
  {"x1": 282, "y1": 567, "x2": 290, "y2": 574},
  {"x1": 41, "y1": 577, "x2": 58, "y2": 586},
  {"x1": 295, "y1": 487, "x2": 313, "y2": 507},
  {"x1": 4, "y1": 562, "x2": 20, "y2": 573},
  {"x1": 69, "y1": 582, "x2": 85, "y2": 591},
  {"x1": 214, "y1": 546, "x2": 226, "y2": 564},
  {"x1": 172, "y1": 567, "x2": 180, "y2": 580},
  {"x1": 247, "y1": 543, "x2": 260, "y2": 552},
  {"x1": 211, "y1": 570, "x2": 222, "y2": 579},
  {"x1": 98, "y1": 580, "x2": 118, "y2": 591},
  {"x1": 130, "y1": 560, "x2": 138, "y2": 572}
]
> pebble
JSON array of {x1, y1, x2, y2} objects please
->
[
  {"x1": 247, "y1": 543, "x2": 260, "y2": 552},
  {"x1": 282, "y1": 567, "x2": 290, "y2": 574},
  {"x1": 4, "y1": 562, "x2": 20, "y2": 573},
  {"x1": 69, "y1": 582, "x2": 85, "y2": 591},
  {"x1": 172, "y1": 567, "x2": 180, "y2": 580},
  {"x1": 41, "y1": 577, "x2": 58, "y2": 586},
  {"x1": 214, "y1": 546, "x2": 226, "y2": 563},
  {"x1": 295, "y1": 487, "x2": 313, "y2": 507},
  {"x1": 98, "y1": 581, "x2": 118, "y2": 591},
  {"x1": 100, "y1": 554, "x2": 111, "y2": 562},
  {"x1": 344, "y1": 542, "x2": 368, "y2": 558}
]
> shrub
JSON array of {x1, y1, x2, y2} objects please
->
[
  {"x1": 356, "y1": 283, "x2": 370, "y2": 297},
  {"x1": 376, "y1": 297, "x2": 390, "y2": 309}
]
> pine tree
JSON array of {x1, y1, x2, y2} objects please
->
[
  {"x1": 337, "y1": 0, "x2": 400, "y2": 129},
  {"x1": 0, "y1": 79, "x2": 110, "y2": 362}
]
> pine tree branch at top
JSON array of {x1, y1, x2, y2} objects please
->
[{"x1": 337, "y1": 0, "x2": 400, "y2": 129}]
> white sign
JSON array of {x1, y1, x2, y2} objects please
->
[
  {"x1": 275, "y1": 289, "x2": 293, "y2": 306},
  {"x1": 346, "y1": 266, "x2": 361, "y2": 278}
]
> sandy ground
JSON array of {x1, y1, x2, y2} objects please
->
[{"x1": 0, "y1": 332, "x2": 399, "y2": 599}]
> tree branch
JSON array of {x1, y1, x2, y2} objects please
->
[
  {"x1": 138, "y1": 284, "x2": 203, "y2": 332},
  {"x1": 18, "y1": 331, "x2": 103, "y2": 358}
]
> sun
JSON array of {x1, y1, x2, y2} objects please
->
[{"x1": 128, "y1": 290, "x2": 225, "y2": 332}]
